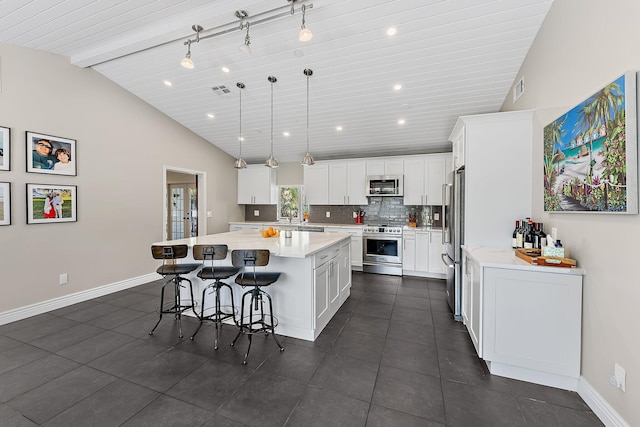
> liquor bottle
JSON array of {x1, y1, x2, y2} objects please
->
[
  {"x1": 524, "y1": 220, "x2": 533, "y2": 249},
  {"x1": 512, "y1": 220, "x2": 520, "y2": 249}
]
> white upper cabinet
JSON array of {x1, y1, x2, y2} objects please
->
[
  {"x1": 237, "y1": 165, "x2": 277, "y2": 204},
  {"x1": 403, "y1": 154, "x2": 450, "y2": 205},
  {"x1": 329, "y1": 161, "x2": 367, "y2": 205},
  {"x1": 366, "y1": 159, "x2": 404, "y2": 176},
  {"x1": 303, "y1": 163, "x2": 329, "y2": 205}
]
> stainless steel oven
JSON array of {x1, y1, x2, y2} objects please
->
[{"x1": 362, "y1": 225, "x2": 403, "y2": 276}]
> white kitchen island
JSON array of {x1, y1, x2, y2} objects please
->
[
  {"x1": 153, "y1": 229, "x2": 352, "y2": 341},
  {"x1": 461, "y1": 245, "x2": 586, "y2": 391}
]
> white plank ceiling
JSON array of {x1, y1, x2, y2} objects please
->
[{"x1": 0, "y1": 0, "x2": 554, "y2": 164}]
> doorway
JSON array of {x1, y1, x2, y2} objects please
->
[{"x1": 164, "y1": 167, "x2": 207, "y2": 240}]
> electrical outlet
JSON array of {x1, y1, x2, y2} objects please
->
[
  {"x1": 326, "y1": 211, "x2": 331, "y2": 218},
  {"x1": 353, "y1": 211, "x2": 357, "y2": 218},
  {"x1": 434, "y1": 213, "x2": 439, "y2": 221},
  {"x1": 253, "y1": 210, "x2": 259, "y2": 216},
  {"x1": 59, "y1": 273, "x2": 68, "y2": 285},
  {"x1": 206, "y1": 211, "x2": 212, "y2": 218},
  {"x1": 615, "y1": 363, "x2": 626, "y2": 392}
]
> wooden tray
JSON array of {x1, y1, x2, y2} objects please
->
[{"x1": 515, "y1": 248, "x2": 577, "y2": 268}]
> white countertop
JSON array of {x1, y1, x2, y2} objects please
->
[
  {"x1": 154, "y1": 229, "x2": 351, "y2": 259},
  {"x1": 461, "y1": 245, "x2": 586, "y2": 275},
  {"x1": 229, "y1": 221, "x2": 364, "y2": 229}
]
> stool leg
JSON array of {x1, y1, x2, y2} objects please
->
[
  {"x1": 190, "y1": 285, "x2": 208, "y2": 340},
  {"x1": 214, "y1": 283, "x2": 222, "y2": 350},
  {"x1": 174, "y1": 278, "x2": 183, "y2": 338},
  {"x1": 149, "y1": 279, "x2": 169, "y2": 335},
  {"x1": 264, "y1": 290, "x2": 284, "y2": 351},
  {"x1": 231, "y1": 290, "x2": 248, "y2": 347}
]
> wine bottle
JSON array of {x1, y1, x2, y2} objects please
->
[
  {"x1": 538, "y1": 222, "x2": 546, "y2": 248},
  {"x1": 524, "y1": 220, "x2": 533, "y2": 249},
  {"x1": 533, "y1": 222, "x2": 541, "y2": 249},
  {"x1": 512, "y1": 220, "x2": 520, "y2": 249},
  {"x1": 516, "y1": 219, "x2": 525, "y2": 248}
]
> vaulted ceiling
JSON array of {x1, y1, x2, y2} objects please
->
[{"x1": 0, "y1": 0, "x2": 553, "y2": 164}]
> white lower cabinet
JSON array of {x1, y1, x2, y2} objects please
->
[
  {"x1": 339, "y1": 239, "x2": 351, "y2": 303},
  {"x1": 324, "y1": 226, "x2": 363, "y2": 269},
  {"x1": 462, "y1": 247, "x2": 584, "y2": 391},
  {"x1": 402, "y1": 229, "x2": 445, "y2": 278},
  {"x1": 313, "y1": 243, "x2": 342, "y2": 332}
]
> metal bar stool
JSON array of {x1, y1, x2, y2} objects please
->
[
  {"x1": 190, "y1": 244, "x2": 241, "y2": 349},
  {"x1": 149, "y1": 244, "x2": 199, "y2": 339},
  {"x1": 230, "y1": 249, "x2": 284, "y2": 365}
]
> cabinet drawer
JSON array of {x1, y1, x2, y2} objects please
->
[{"x1": 314, "y1": 245, "x2": 340, "y2": 268}]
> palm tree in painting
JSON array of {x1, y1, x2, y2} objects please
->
[
  {"x1": 576, "y1": 81, "x2": 624, "y2": 175},
  {"x1": 544, "y1": 116, "x2": 566, "y2": 183}
]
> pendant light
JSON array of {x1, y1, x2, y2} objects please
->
[
  {"x1": 265, "y1": 76, "x2": 279, "y2": 168},
  {"x1": 233, "y1": 82, "x2": 247, "y2": 169},
  {"x1": 180, "y1": 25, "x2": 202, "y2": 69},
  {"x1": 301, "y1": 68, "x2": 315, "y2": 166},
  {"x1": 298, "y1": 4, "x2": 313, "y2": 42}
]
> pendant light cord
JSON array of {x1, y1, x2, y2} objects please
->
[
  {"x1": 306, "y1": 75, "x2": 310, "y2": 151},
  {"x1": 270, "y1": 80, "x2": 274, "y2": 155}
]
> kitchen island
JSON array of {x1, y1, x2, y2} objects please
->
[{"x1": 153, "y1": 229, "x2": 352, "y2": 341}]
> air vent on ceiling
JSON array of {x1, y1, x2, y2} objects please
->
[
  {"x1": 211, "y1": 85, "x2": 232, "y2": 96},
  {"x1": 513, "y1": 76, "x2": 525, "y2": 102}
]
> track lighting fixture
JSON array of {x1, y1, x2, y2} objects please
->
[
  {"x1": 181, "y1": 25, "x2": 202, "y2": 69},
  {"x1": 301, "y1": 68, "x2": 315, "y2": 166},
  {"x1": 234, "y1": 82, "x2": 248, "y2": 169},
  {"x1": 298, "y1": 4, "x2": 313, "y2": 42},
  {"x1": 179, "y1": 3, "x2": 314, "y2": 65},
  {"x1": 265, "y1": 76, "x2": 279, "y2": 169}
]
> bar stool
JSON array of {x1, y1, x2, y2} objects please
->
[
  {"x1": 149, "y1": 244, "x2": 199, "y2": 339},
  {"x1": 190, "y1": 244, "x2": 241, "y2": 349},
  {"x1": 230, "y1": 249, "x2": 284, "y2": 365}
]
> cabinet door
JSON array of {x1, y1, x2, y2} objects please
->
[
  {"x1": 425, "y1": 155, "x2": 445, "y2": 206},
  {"x1": 314, "y1": 262, "x2": 331, "y2": 330},
  {"x1": 304, "y1": 163, "x2": 329, "y2": 205},
  {"x1": 427, "y1": 231, "x2": 445, "y2": 274},
  {"x1": 468, "y1": 256, "x2": 482, "y2": 356},
  {"x1": 385, "y1": 159, "x2": 404, "y2": 175},
  {"x1": 328, "y1": 163, "x2": 347, "y2": 205},
  {"x1": 403, "y1": 158, "x2": 426, "y2": 205},
  {"x1": 462, "y1": 254, "x2": 471, "y2": 326},
  {"x1": 402, "y1": 234, "x2": 416, "y2": 270},
  {"x1": 347, "y1": 161, "x2": 367, "y2": 205},
  {"x1": 415, "y1": 232, "x2": 429, "y2": 272},
  {"x1": 366, "y1": 160, "x2": 385, "y2": 176},
  {"x1": 329, "y1": 257, "x2": 341, "y2": 308},
  {"x1": 340, "y1": 240, "x2": 352, "y2": 302},
  {"x1": 237, "y1": 166, "x2": 276, "y2": 204},
  {"x1": 350, "y1": 235, "x2": 363, "y2": 268}
]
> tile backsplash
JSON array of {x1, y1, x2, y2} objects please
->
[{"x1": 244, "y1": 197, "x2": 442, "y2": 227}]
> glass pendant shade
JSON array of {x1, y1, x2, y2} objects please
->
[
  {"x1": 234, "y1": 157, "x2": 247, "y2": 169},
  {"x1": 181, "y1": 54, "x2": 194, "y2": 69},
  {"x1": 265, "y1": 154, "x2": 279, "y2": 168},
  {"x1": 299, "y1": 27, "x2": 313, "y2": 42},
  {"x1": 301, "y1": 151, "x2": 315, "y2": 165}
]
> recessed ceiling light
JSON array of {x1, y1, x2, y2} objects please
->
[
  {"x1": 207, "y1": 113, "x2": 214, "y2": 119},
  {"x1": 386, "y1": 27, "x2": 397, "y2": 36},
  {"x1": 239, "y1": 136, "x2": 245, "y2": 141},
  {"x1": 393, "y1": 84, "x2": 402, "y2": 91},
  {"x1": 221, "y1": 66, "x2": 230, "y2": 73},
  {"x1": 163, "y1": 80, "x2": 172, "y2": 87},
  {"x1": 283, "y1": 131, "x2": 290, "y2": 137},
  {"x1": 398, "y1": 119, "x2": 406, "y2": 125},
  {"x1": 336, "y1": 126, "x2": 343, "y2": 131}
]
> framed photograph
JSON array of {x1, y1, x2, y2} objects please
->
[
  {"x1": 26, "y1": 131, "x2": 76, "y2": 176},
  {"x1": 543, "y1": 71, "x2": 638, "y2": 213},
  {"x1": 27, "y1": 184, "x2": 77, "y2": 224},
  {"x1": 0, "y1": 182, "x2": 10, "y2": 225},
  {"x1": 0, "y1": 126, "x2": 9, "y2": 171}
]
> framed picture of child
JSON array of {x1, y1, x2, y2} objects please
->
[
  {"x1": 26, "y1": 131, "x2": 76, "y2": 176},
  {"x1": 26, "y1": 183, "x2": 77, "y2": 224},
  {"x1": 0, "y1": 126, "x2": 10, "y2": 171},
  {"x1": 0, "y1": 182, "x2": 10, "y2": 225}
]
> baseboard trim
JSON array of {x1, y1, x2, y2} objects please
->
[
  {"x1": 0, "y1": 273, "x2": 157, "y2": 326},
  {"x1": 578, "y1": 376, "x2": 630, "y2": 427}
]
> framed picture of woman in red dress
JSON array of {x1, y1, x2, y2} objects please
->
[{"x1": 26, "y1": 183, "x2": 77, "y2": 224}]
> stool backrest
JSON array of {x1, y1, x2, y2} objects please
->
[
  {"x1": 151, "y1": 244, "x2": 189, "y2": 260},
  {"x1": 193, "y1": 244, "x2": 228, "y2": 262},
  {"x1": 231, "y1": 249, "x2": 270, "y2": 268}
]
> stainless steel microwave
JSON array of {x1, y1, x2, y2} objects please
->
[{"x1": 366, "y1": 175, "x2": 403, "y2": 197}]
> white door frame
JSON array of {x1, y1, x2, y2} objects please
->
[{"x1": 163, "y1": 165, "x2": 207, "y2": 241}]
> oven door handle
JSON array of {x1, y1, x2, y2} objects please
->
[{"x1": 441, "y1": 253, "x2": 454, "y2": 269}]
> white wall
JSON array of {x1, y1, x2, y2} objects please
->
[
  {"x1": 502, "y1": 1, "x2": 639, "y2": 424},
  {"x1": 0, "y1": 43, "x2": 243, "y2": 314}
]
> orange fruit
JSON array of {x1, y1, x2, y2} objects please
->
[{"x1": 260, "y1": 229, "x2": 269, "y2": 238}]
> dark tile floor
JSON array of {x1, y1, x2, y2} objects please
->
[{"x1": 0, "y1": 272, "x2": 603, "y2": 426}]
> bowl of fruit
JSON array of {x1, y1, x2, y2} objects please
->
[{"x1": 260, "y1": 226, "x2": 280, "y2": 238}]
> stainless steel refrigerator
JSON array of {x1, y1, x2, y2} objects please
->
[{"x1": 441, "y1": 167, "x2": 464, "y2": 321}]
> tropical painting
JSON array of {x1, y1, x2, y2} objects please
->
[{"x1": 543, "y1": 72, "x2": 638, "y2": 213}]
